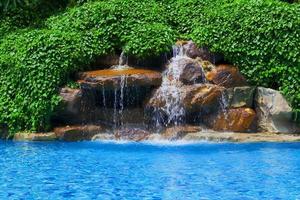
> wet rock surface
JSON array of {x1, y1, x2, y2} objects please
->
[
  {"x1": 78, "y1": 69, "x2": 162, "y2": 89},
  {"x1": 54, "y1": 125, "x2": 103, "y2": 141},
  {"x1": 50, "y1": 40, "x2": 298, "y2": 140},
  {"x1": 207, "y1": 108, "x2": 256, "y2": 132},
  {"x1": 175, "y1": 41, "x2": 224, "y2": 63},
  {"x1": 207, "y1": 64, "x2": 247, "y2": 88},
  {"x1": 162, "y1": 126, "x2": 202, "y2": 140},
  {"x1": 167, "y1": 57, "x2": 205, "y2": 85},
  {"x1": 182, "y1": 84, "x2": 225, "y2": 112},
  {"x1": 115, "y1": 128, "x2": 151, "y2": 141}
]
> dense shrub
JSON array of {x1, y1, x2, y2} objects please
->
[
  {"x1": 0, "y1": 29, "x2": 112, "y2": 133},
  {"x1": 46, "y1": 0, "x2": 175, "y2": 55},
  {"x1": 191, "y1": 0, "x2": 300, "y2": 109},
  {"x1": 0, "y1": 0, "x2": 299, "y2": 133}
]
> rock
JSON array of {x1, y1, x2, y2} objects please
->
[
  {"x1": 162, "y1": 126, "x2": 202, "y2": 140},
  {"x1": 78, "y1": 69, "x2": 162, "y2": 89},
  {"x1": 54, "y1": 87, "x2": 96, "y2": 124},
  {"x1": 225, "y1": 86, "x2": 255, "y2": 108},
  {"x1": 147, "y1": 84, "x2": 224, "y2": 116},
  {"x1": 14, "y1": 132, "x2": 57, "y2": 141},
  {"x1": 114, "y1": 128, "x2": 151, "y2": 141},
  {"x1": 182, "y1": 132, "x2": 300, "y2": 143},
  {"x1": 182, "y1": 84, "x2": 225, "y2": 112},
  {"x1": 207, "y1": 108, "x2": 256, "y2": 132},
  {"x1": 54, "y1": 125, "x2": 103, "y2": 141},
  {"x1": 59, "y1": 87, "x2": 83, "y2": 115},
  {"x1": 207, "y1": 64, "x2": 247, "y2": 88},
  {"x1": 167, "y1": 57, "x2": 205, "y2": 85},
  {"x1": 255, "y1": 87, "x2": 299, "y2": 133},
  {"x1": 175, "y1": 41, "x2": 224, "y2": 63}
]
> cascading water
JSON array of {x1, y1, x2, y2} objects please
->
[
  {"x1": 101, "y1": 52, "x2": 131, "y2": 128},
  {"x1": 152, "y1": 45, "x2": 190, "y2": 127}
]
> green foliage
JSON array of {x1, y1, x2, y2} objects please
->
[
  {"x1": 190, "y1": 0, "x2": 300, "y2": 109},
  {"x1": 123, "y1": 23, "x2": 177, "y2": 58},
  {"x1": 0, "y1": 29, "x2": 112, "y2": 132},
  {"x1": 0, "y1": 0, "x2": 299, "y2": 133},
  {"x1": 46, "y1": 0, "x2": 174, "y2": 55}
]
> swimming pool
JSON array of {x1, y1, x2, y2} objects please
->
[{"x1": 0, "y1": 141, "x2": 299, "y2": 199}]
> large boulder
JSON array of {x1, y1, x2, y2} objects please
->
[
  {"x1": 255, "y1": 87, "x2": 299, "y2": 133},
  {"x1": 207, "y1": 108, "x2": 256, "y2": 132},
  {"x1": 114, "y1": 128, "x2": 151, "y2": 141},
  {"x1": 78, "y1": 69, "x2": 162, "y2": 89},
  {"x1": 206, "y1": 64, "x2": 247, "y2": 88},
  {"x1": 54, "y1": 125, "x2": 103, "y2": 141},
  {"x1": 54, "y1": 87, "x2": 96, "y2": 124},
  {"x1": 182, "y1": 84, "x2": 225, "y2": 112},
  {"x1": 225, "y1": 86, "x2": 256, "y2": 108},
  {"x1": 146, "y1": 84, "x2": 225, "y2": 119},
  {"x1": 167, "y1": 57, "x2": 205, "y2": 85}
]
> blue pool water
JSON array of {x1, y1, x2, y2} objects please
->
[{"x1": 0, "y1": 141, "x2": 299, "y2": 200}]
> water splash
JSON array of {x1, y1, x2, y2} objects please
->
[
  {"x1": 152, "y1": 44, "x2": 188, "y2": 127},
  {"x1": 110, "y1": 51, "x2": 132, "y2": 70}
]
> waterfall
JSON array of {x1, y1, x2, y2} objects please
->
[{"x1": 152, "y1": 45, "x2": 188, "y2": 127}]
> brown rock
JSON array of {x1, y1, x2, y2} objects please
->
[
  {"x1": 54, "y1": 125, "x2": 103, "y2": 141},
  {"x1": 146, "y1": 84, "x2": 224, "y2": 115},
  {"x1": 114, "y1": 128, "x2": 151, "y2": 142},
  {"x1": 182, "y1": 84, "x2": 225, "y2": 112},
  {"x1": 167, "y1": 57, "x2": 205, "y2": 85},
  {"x1": 209, "y1": 108, "x2": 256, "y2": 132},
  {"x1": 162, "y1": 126, "x2": 202, "y2": 140},
  {"x1": 78, "y1": 69, "x2": 162, "y2": 89},
  {"x1": 174, "y1": 41, "x2": 224, "y2": 63},
  {"x1": 208, "y1": 64, "x2": 247, "y2": 88},
  {"x1": 54, "y1": 87, "x2": 96, "y2": 124},
  {"x1": 59, "y1": 87, "x2": 83, "y2": 115}
]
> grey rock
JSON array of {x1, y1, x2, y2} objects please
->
[
  {"x1": 255, "y1": 87, "x2": 298, "y2": 133},
  {"x1": 225, "y1": 86, "x2": 255, "y2": 108}
]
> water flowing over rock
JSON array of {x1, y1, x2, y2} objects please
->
[
  {"x1": 206, "y1": 64, "x2": 247, "y2": 88},
  {"x1": 54, "y1": 125, "x2": 103, "y2": 141},
  {"x1": 78, "y1": 69, "x2": 162, "y2": 89},
  {"x1": 255, "y1": 87, "x2": 299, "y2": 133},
  {"x1": 175, "y1": 41, "x2": 224, "y2": 63},
  {"x1": 167, "y1": 57, "x2": 206, "y2": 85},
  {"x1": 162, "y1": 125, "x2": 202, "y2": 140},
  {"x1": 115, "y1": 128, "x2": 151, "y2": 141},
  {"x1": 207, "y1": 108, "x2": 256, "y2": 132},
  {"x1": 146, "y1": 44, "x2": 223, "y2": 126},
  {"x1": 50, "y1": 40, "x2": 298, "y2": 142}
]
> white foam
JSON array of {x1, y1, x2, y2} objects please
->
[{"x1": 94, "y1": 139, "x2": 217, "y2": 146}]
